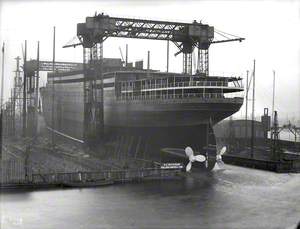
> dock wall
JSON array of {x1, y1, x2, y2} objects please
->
[
  {"x1": 0, "y1": 159, "x2": 26, "y2": 184},
  {"x1": 223, "y1": 154, "x2": 300, "y2": 173}
]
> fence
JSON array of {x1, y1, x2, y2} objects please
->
[
  {"x1": 31, "y1": 168, "x2": 181, "y2": 184},
  {"x1": 1, "y1": 157, "x2": 182, "y2": 185},
  {"x1": 223, "y1": 154, "x2": 300, "y2": 173},
  {"x1": 1, "y1": 159, "x2": 26, "y2": 184}
]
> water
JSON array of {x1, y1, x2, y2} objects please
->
[{"x1": 1, "y1": 165, "x2": 300, "y2": 229}]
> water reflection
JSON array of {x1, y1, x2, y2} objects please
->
[{"x1": 1, "y1": 165, "x2": 299, "y2": 229}]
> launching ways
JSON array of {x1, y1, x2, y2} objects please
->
[
  {"x1": 98, "y1": 132, "x2": 227, "y2": 173},
  {"x1": 47, "y1": 123, "x2": 226, "y2": 173}
]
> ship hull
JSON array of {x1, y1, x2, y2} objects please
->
[
  {"x1": 105, "y1": 124, "x2": 217, "y2": 170},
  {"x1": 104, "y1": 98, "x2": 242, "y2": 128},
  {"x1": 40, "y1": 73, "x2": 243, "y2": 171}
]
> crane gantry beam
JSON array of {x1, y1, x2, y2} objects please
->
[
  {"x1": 64, "y1": 13, "x2": 245, "y2": 76},
  {"x1": 75, "y1": 14, "x2": 215, "y2": 52}
]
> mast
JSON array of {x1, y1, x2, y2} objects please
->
[
  {"x1": 245, "y1": 70, "x2": 249, "y2": 146},
  {"x1": 0, "y1": 42, "x2": 5, "y2": 153},
  {"x1": 166, "y1": 40, "x2": 169, "y2": 73},
  {"x1": 14, "y1": 56, "x2": 21, "y2": 134},
  {"x1": 272, "y1": 110, "x2": 279, "y2": 160},
  {"x1": 250, "y1": 59, "x2": 256, "y2": 158},
  {"x1": 1, "y1": 42, "x2": 4, "y2": 110},
  {"x1": 52, "y1": 26, "x2": 56, "y2": 146},
  {"x1": 22, "y1": 40, "x2": 27, "y2": 137},
  {"x1": 271, "y1": 70, "x2": 275, "y2": 128},
  {"x1": 125, "y1": 44, "x2": 128, "y2": 67},
  {"x1": 147, "y1": 50, "x2": 150, "y2": 70},
  {"x1": 35, "y1": 41, "x2": 40, "y2": 137}
]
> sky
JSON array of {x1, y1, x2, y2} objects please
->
[{"x1": 0, "y1": 0, "x2": 299, "y2": 122}]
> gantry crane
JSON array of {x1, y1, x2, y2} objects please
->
[
  {"x1": 63, "y1": 13, "x2": 245, "y2": 144},
  {"x1": 65, "y1": 13, "x2": 244, "y2": 75}
]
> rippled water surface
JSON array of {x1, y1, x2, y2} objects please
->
[{"x1": 1, "y1": 165, "x2": 300, "y2": 229}]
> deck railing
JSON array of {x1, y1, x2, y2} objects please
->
[
  {"x1": 118, "y1": 92, "x2": 244, "y2": 101},
  {"x1": 121, "y1": 80, "x2": 242, "y2": 92},
  {"x1": 144, "y1": 81, "x2": 228, "y2": 89}
]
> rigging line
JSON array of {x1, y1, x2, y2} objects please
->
[
  {"x1": 214, "y1": 28, "x2": 241, "y2": 38},
  {"x1": 66, "y1": 35, "x2": 79, "y2": 45},
  {"x1": 248, "y1": 73, "x2": 291, "y2": 115},
  {"x1": 255, "y1": 90, "x2": 272, "y2": 109},
  {"x1": 213, "y1": 36, "x2": 230, "y2": 42},
  {"x1": 246, "y1": 72, "x2": 271, "y2": 108},
  {"x1": 249, "y1": 71, "x2": 292, "y2": 113},
  {"x1": 257, "y1": 85, "x2": 291, "y2": 113},
  {"x1": 214, "y1": 28, "x2": 240, "y2": 38},
  {"x1": 214, "y1": 29, "x2": 230, "y2": 36},
  {"x1": 214, "y1": 30, "x2": 230, "y2": 39},
  {"x1": 246, "y1": 69, "x2": 254, "y2": 95}
]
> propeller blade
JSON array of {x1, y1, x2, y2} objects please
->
[
  {"x1": 185, "y1": 146, "x2": 194, "y2": 158},
  {"x1": 194, "y1": 155, "x2": 206, "y2": 162},
  {"x1": 219, "y1": 146, "x2": 227, "y2": 156},
  {"x1": 217, "y1": 160, "x2": 225, "y2": 169},
  {"x1": 186, "y1": 161, "x2": 192, "y2": 172}
]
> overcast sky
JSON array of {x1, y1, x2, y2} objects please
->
[{"x1": 0, "y1": 0, "x2": 299, "y2": 122}]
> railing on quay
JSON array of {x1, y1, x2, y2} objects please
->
[{"x1": 30, "y1": 167, "x2": 182, "y2": 184}]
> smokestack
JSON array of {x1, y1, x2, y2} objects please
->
[
  {"x1": 167, "y1": 40, "x2": 169, "y2": 73},
  {"x1": 147, "y1": 51, "x2": 150, "y2": 70},
  {"x1": 125, "y1": 44, "x2": 128, "y2": 67}
]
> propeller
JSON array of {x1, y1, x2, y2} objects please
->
[
  {"x1": 216, "y1": 146, "x2": 227, "y2": 168},
  {"x1": 185, "y1": 146, "x2": 206, "y2": 172}
]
